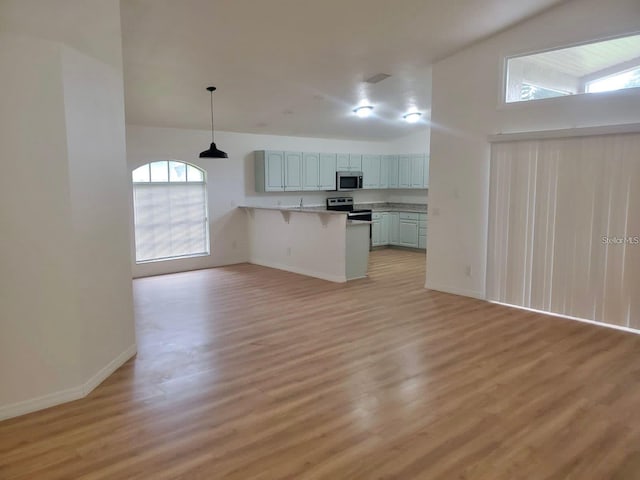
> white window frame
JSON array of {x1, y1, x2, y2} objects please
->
[
  {"x1": 132, "y1": 161, "x2": 210, "y2": 264},
  {"x1": 501, "y1": 31, "x2": 640, "y2": 106}
]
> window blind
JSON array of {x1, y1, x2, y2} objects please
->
[
  {"x1": 488, "y1": 133, "x2": 640, "y2": 329},
  {"x1": 133, "y1": 182, "x2": 208, "y2": 262}
]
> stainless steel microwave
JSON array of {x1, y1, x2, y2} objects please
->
[{"x1": 336, "y1": 171, "x2": 363, "y2": 191}]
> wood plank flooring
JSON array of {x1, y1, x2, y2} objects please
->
[{"x1": 2, "y1": 249, "x2": 640, "y2": 479}]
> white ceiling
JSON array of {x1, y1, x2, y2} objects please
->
[{"x1": 120, "y1": 0, "x2": 565, "y2": 141}]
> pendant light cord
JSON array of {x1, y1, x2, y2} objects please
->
[{"x1": 210, "y1": 91, "x2": 215, "y2": 143}]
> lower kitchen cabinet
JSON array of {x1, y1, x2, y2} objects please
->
[
  {"x1": 372, "y1": 212, "x2": 388, "y2": 247},
  {"x1": 372, "y1": 211, "x2": 426, "y2": 250},
  {"x1": 380, "y1": 213, "x2": 390, "y2": 244},
  {"x1": 389, "y1": 212, "x2": 399, "y2": 244},
  {"x1": 398, "y1": 220, "x2": 419, "y2": 247}
]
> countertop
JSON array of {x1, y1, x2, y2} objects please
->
[
  {"x1": 239, "y1": 203, "x2": 427, "y2": 214},
  {"x1": 357, "y1": 202, "x2": 427, "y2": 213},
  {"x1": 239, "y1": 205, "x2": 346, "y2": 215}
]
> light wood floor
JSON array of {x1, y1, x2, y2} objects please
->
[{"x1": 2, "y1": 249, "x2": 640, "y2": 479}]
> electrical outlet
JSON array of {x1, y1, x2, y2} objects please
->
[
  {"x1": 465, "y1": 265, "x2": 472, "y2": 277},
  {"x1": 286, "y1": 247, "x2": 292, "y2": 256}
]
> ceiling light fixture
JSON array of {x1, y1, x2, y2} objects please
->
[
  {"x1": 403, "y1": 111, "x2": 422, "y2": 123},
  {"x1": 353, "y1": 105, "x2": 374, "y2": 118},
  {"x1": 199, "y1": 86, "x2": 228, "y2": 158}
]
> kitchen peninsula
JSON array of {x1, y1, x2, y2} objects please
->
[{"x1": 239, "y1": 205, "x2": 370, "y2": 282}]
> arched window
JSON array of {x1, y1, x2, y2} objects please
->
[{"x1": 132, "y1": 161, "x2": 209, "y2": 263}]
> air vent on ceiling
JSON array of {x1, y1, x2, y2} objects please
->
[{"x1": 364, "y1": 73, "x2": 391, "y2": 84}]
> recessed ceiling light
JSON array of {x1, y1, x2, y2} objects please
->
[
  {"x1": 403, "y1": 111, "x2": 422, "y2": 123},
  {"x1": 353, "y1": 105, "x2": 374, "y2": 118}
]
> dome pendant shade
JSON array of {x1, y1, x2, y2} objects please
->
[
  {"x1": 199, "y1": 86, "x2": 228, "y2": 158},
  {"x1": 200, "y1": 142, "x2": 228, "y2": 158}
]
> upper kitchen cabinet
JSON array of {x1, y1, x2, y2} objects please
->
[
  {"x1": 385, "y1": 155, "x2": 399, "y2": 188},
  {"x1": 337, "y1": 153, "x2": 362, "y2": 172},
  {"x1": 255, "y1": 150, "x2": 428, "y2": 192},
  {"x1": 390, "y1": 153, "x2": 429, "y2": 189},
  {"x1": 284, "y1": 151, "x2": 303, "y2": 191},
  {"x1": 319, "y1": 153, "x2": 337, "y2": 190},
  {"x1": 302, "y1": 152, "x2": 320, "y2": 191},
  {"x1": 302, "y1": 152, "x2": 337, "y2": 190},
  {"x1": 349, "y1": 154, "x2": 362, "y2": 171},
  {"x1": 362, "y1": 154, "x2": 381, "y2": 189},
  {"x1": 255, "y1": 150, "x2": 285, "y2": 192},
  {"x1": 398, "y1": 154, "x2": 411, "y2": 188},
  {"x1": 423, "y1": 155, "x2": 430, "y2": 188},
  {"x1": 411, "y1": 154, "x2": 424, "y2": 188}
]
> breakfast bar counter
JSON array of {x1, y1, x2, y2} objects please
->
[{"x1": 240, "y1": 205, "x2": 370, "y2": 282}]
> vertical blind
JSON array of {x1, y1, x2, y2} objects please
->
[
  {"x1": 488, "y1": 133, "x2": 640, "y2": 329},
  {"x1": 133, "y1": 182, "x2": 208, "y2": 262}
]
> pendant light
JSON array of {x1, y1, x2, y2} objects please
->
[{"x1": 199, "y1": 86, "x2": 228, "y2": 158}]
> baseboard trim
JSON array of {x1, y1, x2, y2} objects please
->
[
  {"x1": 250, "y1": 259, "x2": 347, "y2": 283},
  {"x1": 0, "y1": 344, "x2": 137, "y2": 422},
  {"x1": 82, "y1": 344, "x2": 137, "y2": 396},
  {"x1": 425, "y1": 283, "x2": 486, "y2": 300},
  {"x1": 489, "y1": 301, "x2": 640, "y2": 335}
]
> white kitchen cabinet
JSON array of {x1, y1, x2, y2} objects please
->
[
  {"x1": 284, "y1": 151, "x2": 303, "y2": 191},
  {"x1": 336, "y1": 153, "x2": 362, "y2": 172},
  {"x1": 256, "y1": 150, "x2": 427, "y2": 192},
  {"x1": 302, "y1": 152, "x2": 335, "y2": 191},
  {"x1": 398, "y1": 212, "x2": 419, "y2": 248},
  {"x1": 423, "y1": 155, "x2": 430, "y2": 188},
  {"x1": 302, "y1": 152, "x2": 320, "y2": 191},
  {"x1": 374, "y1": 211, "x2": 425, "y2": 249},
  {"x1": 411, "y1": 154, "x2": 425, "y2": 188},
  {"x1": 399, "y1": 220, "x2": 419, "y2": 248},
  {"x1": 255, "y1": 150, "x2": 285, "y2": 192},
  {"x1": 362, "y1": 154, "x2": 381, "y2": 188},
  {"x1": 336, "y1": 153, "x2": 350, "y2": 171},
  {"x1": 372, "y1": 212, "x2": 390, "y2": 246},
  {"x1": 319, "y1": 153, "x2": 337, "y2": 190},
  {"x1": 398, "y1": 154, "x2": 411, "y2": 188},
  {"x1": 380, "y1": 156, "x2": 390, "y2": 188},
  {"x1": 419, "y1": 213, "x2": 427, "y2": 249},
  {"x1": 389, "y1": 212, "x2": 399, "y2": 244},
  {"x1": 349, "y1": 154, "x2": 362, "y2": 171},
  {"x1": 385, "y1": 155, "x2": 399, "y2": 189},
  {"x1": 380, "y1": 213, "x2": 390, "y2": 244},
  {"x1": 372, "y1": 213, "x2": 382, "y2": 246}
]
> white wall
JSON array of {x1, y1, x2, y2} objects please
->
[
  {"x1": 0, "y1": 0, "x2": 135, "y2": 419},
  {"x1": 126, "y1": 125, "x2": 430, "y2": 278},
  {"x1": 248, "y1": 209, "x2": 348, "y2": 282},
  {"x1": 427, "y1": 0, "x2": 640, "y2": 299}
]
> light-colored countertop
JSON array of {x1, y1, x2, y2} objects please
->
[
  {"x1": 239, "y1": 203, "x2": 427, "y2": 214},
  {"x1": 239, "y1": 205, "x2": 346, "y2": 215},
  {"x1": 358, "y1": 202, "x2": 427, "y2": 213}
]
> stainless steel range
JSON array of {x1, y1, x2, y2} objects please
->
[
  {"x1": 326, "y1": 197, "x2": 372, "y2": 221},
  {"x1": 326, "y1": 197, "x2": 373, "y2": 247}
]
